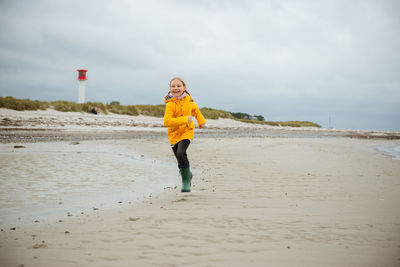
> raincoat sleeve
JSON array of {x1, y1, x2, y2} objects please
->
[
  {"x1": 192, "y1": 102, "x2": 206, "y2": 126},
  {"x1": 164, "y1": 102, "x2": 189, "y2": 127}
]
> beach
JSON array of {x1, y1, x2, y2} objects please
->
[{"x1": 1, "y1": 109, "x2": 400, "y2": 266}]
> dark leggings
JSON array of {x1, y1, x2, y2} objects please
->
[{"x1": 172, "y1": 139, "x2": 191, "y2": 169}]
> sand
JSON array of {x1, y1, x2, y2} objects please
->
[
  {"x1": 2, "y1": 108, "x2": 400, "y2": 140},
  {"x1": 1, "y1": 136, "x2": 400, "y2": 267}
]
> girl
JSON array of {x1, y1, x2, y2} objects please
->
[{"x1": 164, "y1": 77, "x2": 206, "y2": 192}]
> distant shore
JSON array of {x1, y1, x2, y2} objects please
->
[{"x1": 1, "y1": 108, "x2": 399, "y2": 143}]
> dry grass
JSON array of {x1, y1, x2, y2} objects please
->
[
  {"x1": 135, "y1": 105, "x2": 165, "y2": 117},
  {"x1": 236, "y1": 118, "x2": 321, "y2": 128},
  {"x1": 106, "y1": 103, "x2": 139, "y2": 116},
  {"x1": 200, "y1": 107, "x2": 234, "y2": 119},
  {"x1": 0, "y1": 96, "x2": 49, "y2": 111}
]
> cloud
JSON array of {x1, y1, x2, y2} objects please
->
[{"x1": 0, "y1": 0, "x2": 399, "y2": 130}]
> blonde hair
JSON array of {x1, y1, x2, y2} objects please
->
[
  {"x1": 170, "y1": 77, "x2": 186, "y2": 88},
  {"x1": 169, "y1": 77, "x2": 193, "y2": 101}
]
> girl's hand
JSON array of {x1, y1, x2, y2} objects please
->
[
  {"x1": 188, "y1": 116, "x2": 192, "y2": 124},
  {"x1": 199, "y1": 123, "x2": 205, "y2": 128}
]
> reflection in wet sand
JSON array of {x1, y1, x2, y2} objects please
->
[{"x1": 0, "y1": 142, "x2": 178, "y2": 226}]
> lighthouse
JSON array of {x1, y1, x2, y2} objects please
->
[{"x1": 77, "y1": 69, "x2": 88, "y2": 103}]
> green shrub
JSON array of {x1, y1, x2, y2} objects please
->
[
  {"x1": 230, "y1": 112, "x2": 252, "y2": 120},
  {"x1": 231, "y1": 112, "x2": 265, "y2": 121},
  {"x1": 254, "y1": 115, "x2": 265, "y2": 121}
]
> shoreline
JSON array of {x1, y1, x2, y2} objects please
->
[{"x1": 2, "y1": 127, "x2": 400, "y2": 145}]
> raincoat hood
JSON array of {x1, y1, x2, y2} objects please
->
[{"x1": 164, "y1": 92, "x2": 189, "y2": 104}]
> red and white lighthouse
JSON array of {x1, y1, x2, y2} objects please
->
[{"x1": 77, "y1": 69, "x2": 88, "y2": 103}]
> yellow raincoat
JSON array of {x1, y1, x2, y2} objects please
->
[{"x1": 164, "y1": 94, "x2": 206, "y2": 145}]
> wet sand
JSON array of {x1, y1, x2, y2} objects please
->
[
  {"x1": 1, "y1": 137, "x2": 399, "y2": 267},
  {"x1": 0, "y1": 141, "x2": 179, "y2": 227}
]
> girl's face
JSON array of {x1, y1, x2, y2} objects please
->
[{"x1": 169, "y1": 79, "x2": 186, "y2": 98}]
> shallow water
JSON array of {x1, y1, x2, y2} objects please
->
[
  {"x1": 0, "y1": 142, "x2": 178, "y2": 227},
  {"x1": 376, "y1": 144, "x2": 400, "y2": 160}
]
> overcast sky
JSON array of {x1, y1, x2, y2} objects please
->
[{"x1": 0, "y1": 0, "x2": 399, "y2": 131}]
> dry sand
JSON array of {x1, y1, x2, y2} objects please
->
[{"x1": 1, "y1": 136, "x2": 400, "y2": 267}]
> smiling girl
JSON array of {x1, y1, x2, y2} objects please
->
[{"x1": 164, "y1": 77, "x2": 206, "y2": 192}]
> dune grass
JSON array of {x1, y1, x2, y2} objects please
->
[
  {"x1": 52, "y1": 101, "x2": 107, "y2": 114},
  {"x1": 81, "y1": 102, "x2": 108, "y2": 114},
  {"x1": 0, "y1": 96, "x2": 49, "y2": 111},
  {"x1": 135, "y1": 105, "x2": 165, "y2": 117},
  {"x1": 0, "y1": 96, "x2": 321, "y2": 128},
  {"x1": 106, "y1": 102, "x2": 139, "y2": 116},
  {"x1": 51, "y1": 101, "x2": 81, "y2": 112},
  {"x1": 200, "y1": 107, "x2": 234, "y2": 120},
  {"x1": 0, "y1": 97, "x2": 108, "y2": 114},
  {"x1": 236, "y1": 118, "x2": 321, "y2": 128}
]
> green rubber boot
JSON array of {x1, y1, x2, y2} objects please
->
[{"x1": 180, "y1": 167, "x2": 192, "y2": 193}]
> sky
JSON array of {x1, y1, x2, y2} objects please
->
[{"x1": 0, "y1": 0, "x2": 399, "y2": 131}]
